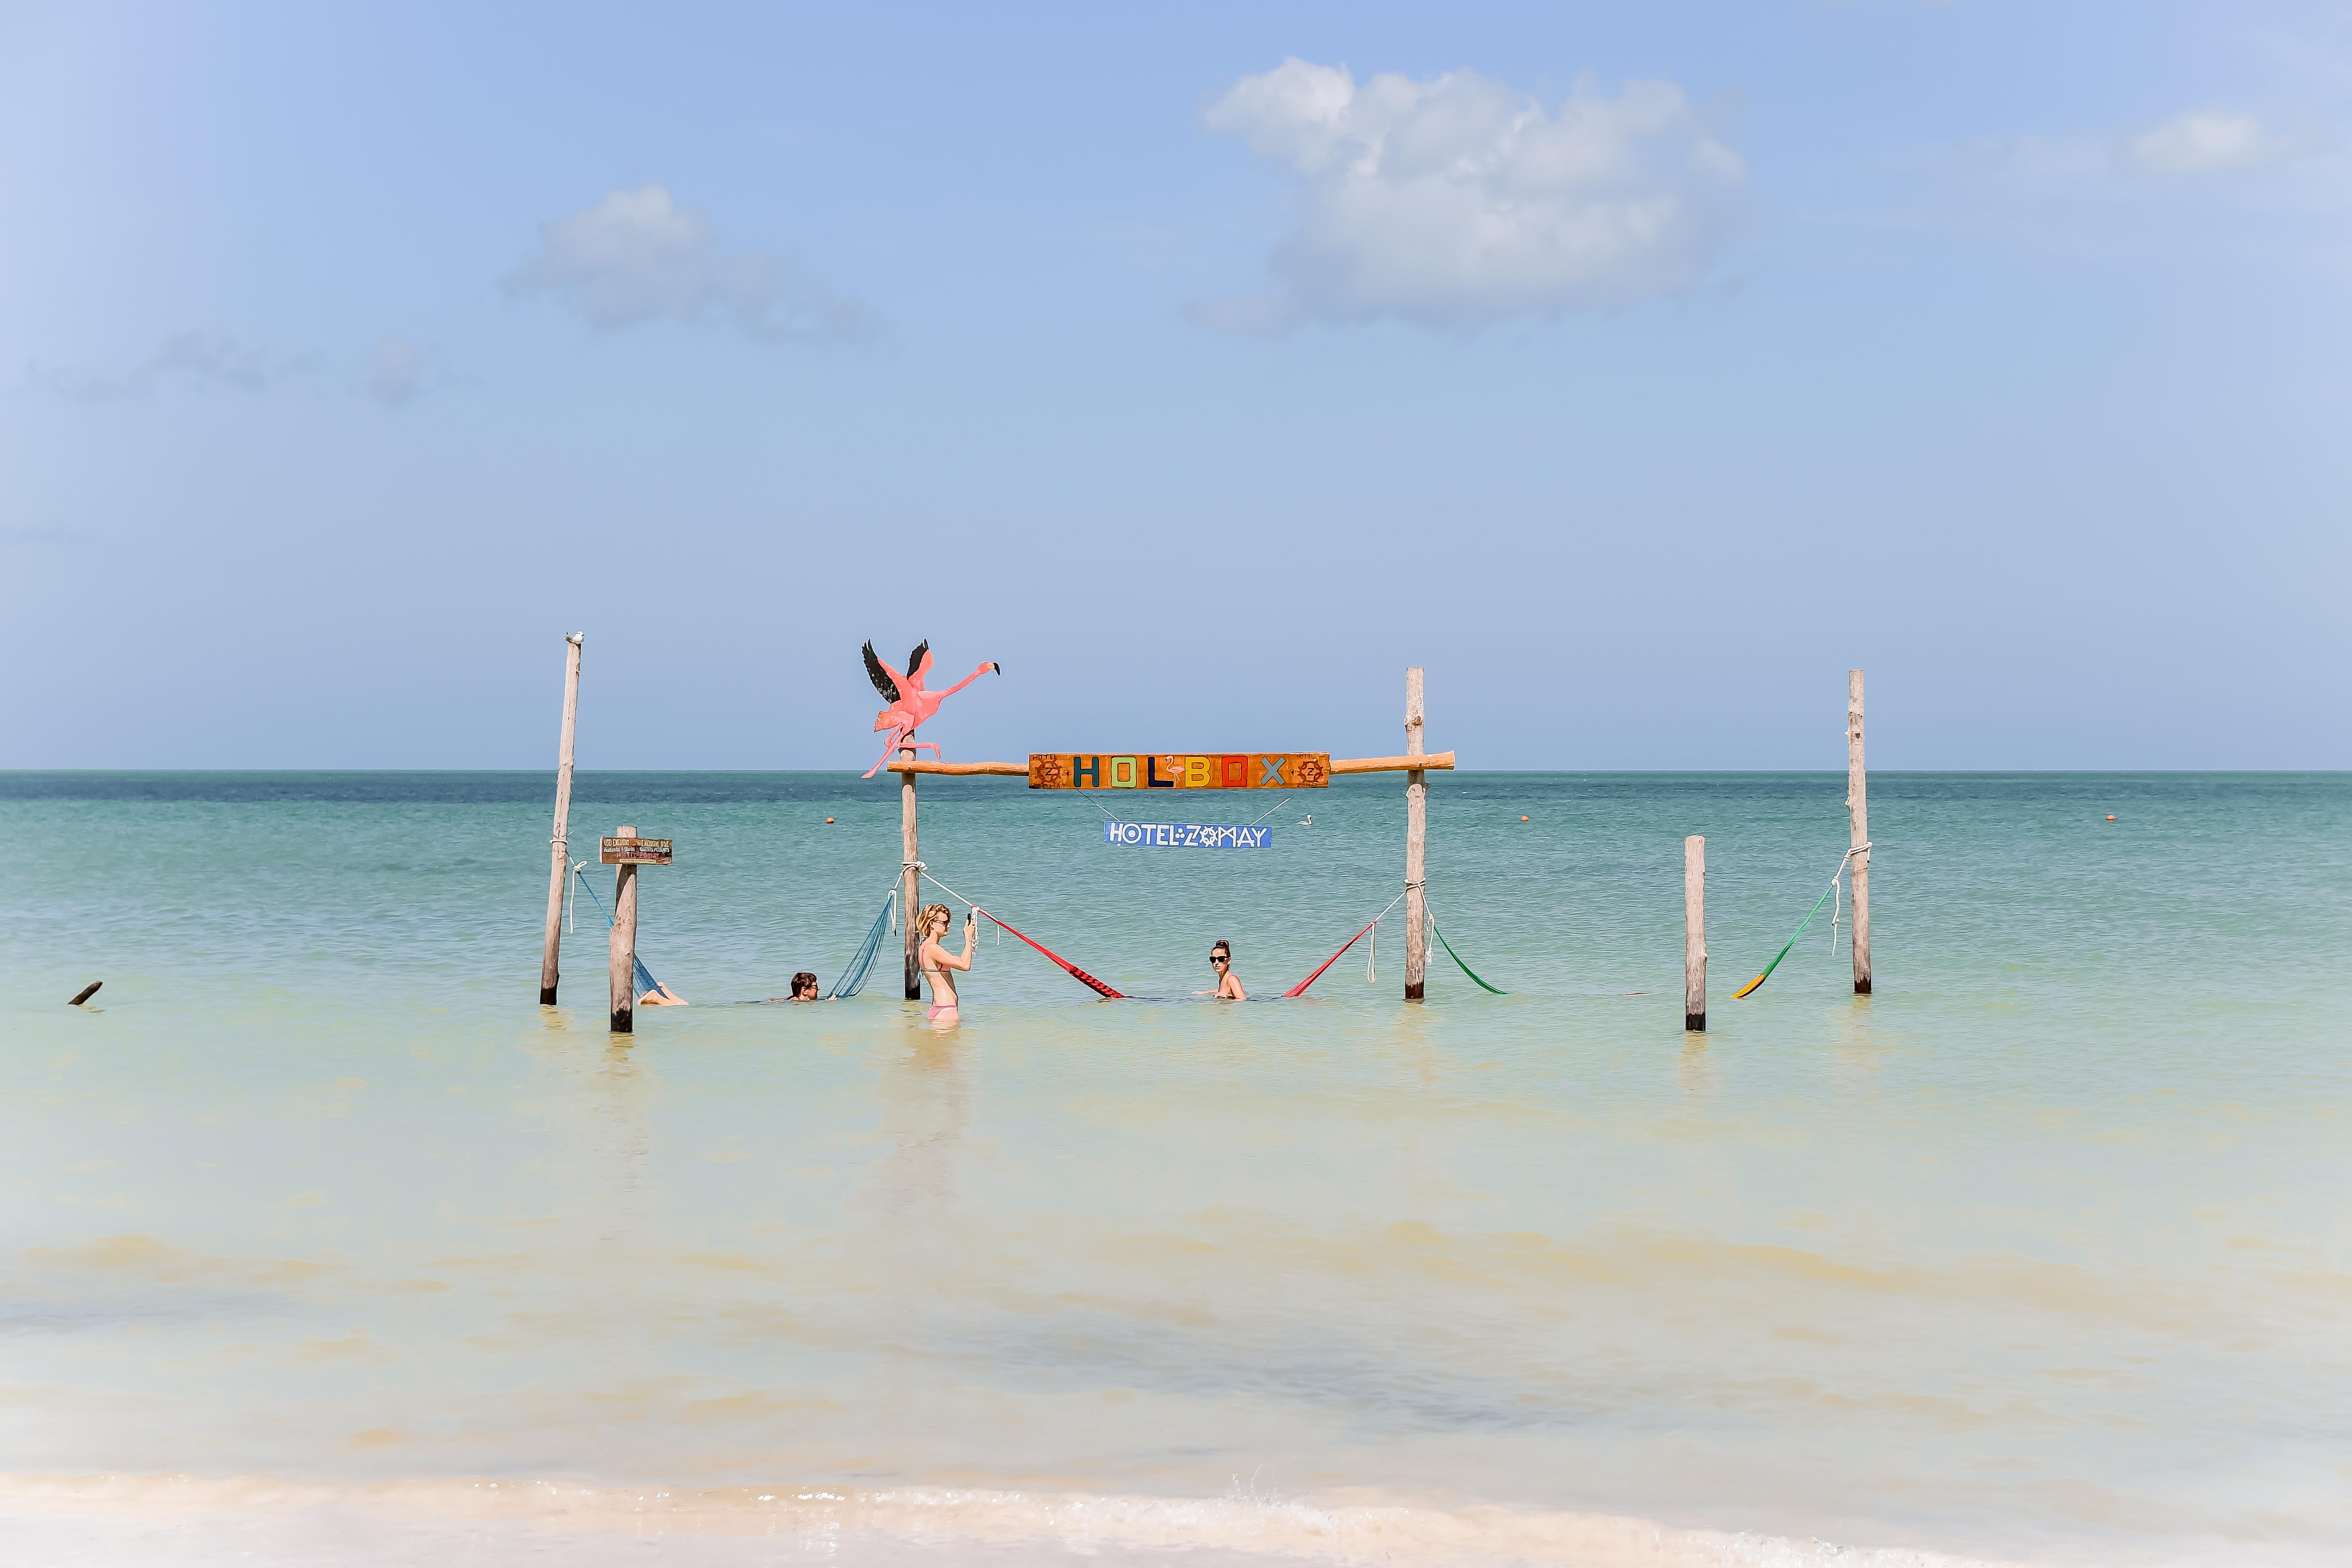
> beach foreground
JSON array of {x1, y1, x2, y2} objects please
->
[{"x1": 0, "y1": 1476, "x2": 2046, "y2": 1567}]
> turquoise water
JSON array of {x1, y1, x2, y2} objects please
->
[{"x1": 4, "y1": 772, "x2": 2349, "y2": 1565}]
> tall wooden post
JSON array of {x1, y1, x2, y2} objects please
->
[
  {"x1": 1404, "y1": 666, "x2": 1427, "y2": 1001},
  {"x1": 1847, "y1": 670, "x2": 1872, "y2": 995},
  {"x1": 1684, "y1": 835, "x2": 1706, "y2": 1030},
  {"x1": 609, "y1": 822, "x2": 639, "y2": 1034},
  {"x1": 901, "y1": 744, "x2": 921, "y2": 999},
  {"x1": 538, "y1": 633, "x2": 583, "y2": 1005}
]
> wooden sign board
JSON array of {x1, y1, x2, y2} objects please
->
[
  {"x1": 1029, "y1": 753, "x2": 1330, "y2": 790},
  {"x1": 600, "y1": 837, "x2": 673, "y2": 865}
]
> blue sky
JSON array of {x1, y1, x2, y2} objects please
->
[{"x1": 3, "y1": 2, "x2": 2346, "y2": 769}]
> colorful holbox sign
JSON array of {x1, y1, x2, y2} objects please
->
[
  {"x1": 1029, "y1": 753, "x2": 1330, "y2": 790},
  {"x1": 1104, "y1": 821, "x2": 1275, "y2": 849},
  {"x1": 600, "y1": 837, "x2": 674, "y2": 865}
]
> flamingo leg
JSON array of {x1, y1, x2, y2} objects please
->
[{"x1": 862, "y1": 733, "x2": 943, "y2": 778}]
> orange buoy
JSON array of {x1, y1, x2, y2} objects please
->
[
  {"x1": 1520, "y1": 815, "x2": 1530, "y2": 822},
  {"x1": 826, "y1": 817, "x2": 835, "y2": 824},
  {"x1": 2106, "y1": 815, "x2": 2116, "y2": 821}
]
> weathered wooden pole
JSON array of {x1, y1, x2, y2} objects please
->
[
  {"x1": 609, "y1": 822, "x2": 639, "y2": 1033},
  {"x1": 538, "y1": 633, "x2": 583, "y2": 1005},
  {"x1": 1684, "y1": 835, "x2": 1706, "y2": 1030},
  {"x1": 901, "y1": 743, "x2": 922, "y2": 999},
  {"x1": 1847, "y1": 669, "x2": 1872, "y2": 995},
  {"x1": 1404, "y1": 666, "x2": 1428, "y2": 1001}
]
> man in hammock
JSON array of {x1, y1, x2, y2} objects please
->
[{"x1": 754, "y1": 973, "x2": 821, "y2": 1004}]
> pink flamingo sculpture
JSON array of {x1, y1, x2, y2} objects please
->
[{"x1": 861, "y1": 639, "x2": 1003, "y2": 778}]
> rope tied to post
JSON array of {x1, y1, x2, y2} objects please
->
[
  {"x1": 1286, "y1": 886, "x2": 1414, "y2": 997},
  {"x1": 568, "y1": 863, "x2": 671, "y2": 1003},
  {"x1": 917, "y1": 868, "x2": 1124, "y2": 998},
  {"x1": 1735, "y1": 842, "x2": 1872, "y2": 1001},
  {"x1": 1828, "y1": 840, "x2": 1872, "y2": 956}
]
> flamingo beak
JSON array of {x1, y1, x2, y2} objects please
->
[{"x1": 992, "y1": 662, "x2": 1003, "y2": 674}]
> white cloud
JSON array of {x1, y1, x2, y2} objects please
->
[
  {"x1": 1198, "y1": 59, "x2": 1744, "y2": 332},
  {"x1": 504, "y1": 184, "x2": 884, "y2": 345},
  {"x1": 367, "y1": 338, "x2": 448, "y2": 407},
  {"x1": 2123, "y1": 111, "x2": 2286, "y2": 176},
  {"x1": 32, "y1": 332, "x2": 303, "y2": 400}
]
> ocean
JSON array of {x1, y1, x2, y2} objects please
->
[{"x1": 3, "y1": 770, "x2": 2347, "y2": 1566}]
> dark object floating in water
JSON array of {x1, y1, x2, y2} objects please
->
[{"x1": 69, "y1": 981, "x2": 103, "y2": 1007}]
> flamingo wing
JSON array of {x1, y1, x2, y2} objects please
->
[
  {"x1": 905, "y1": 641, "x2": 932, "y2": 687},
  {"x1": 861, "y1": 641, "x2": 901, "y2": 704}
]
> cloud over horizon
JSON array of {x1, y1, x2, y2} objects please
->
[
  {"x1": 2122, "y1": 110, "x2": 2291, "y2": 177},
  {"x1": 1196, "y1": 59, "x2": 1743, "y2": 332},
  {"x1": 503, "y1": 184, "x2": 886, "y2": 345}
]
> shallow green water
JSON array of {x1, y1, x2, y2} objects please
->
[{"x1": 3, "y1": 772, "x2": 2348, "y2": 1565}]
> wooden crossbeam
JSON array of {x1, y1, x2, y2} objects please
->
[{"x1": 883, "y1": 751, "x2": 1455, "y2": 777}]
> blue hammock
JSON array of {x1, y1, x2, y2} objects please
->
[
  {"x1": 826, "y1": 893, "x2": 897, "y2": 999},
  {"x1": 570, "y1": 866, "x2": 667, "y2": 999}
]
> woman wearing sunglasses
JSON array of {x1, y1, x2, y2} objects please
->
[
  {"x1": 1196, "y1": 940, "x2": 1246, "y2": 1000},
  {"x1": 917, "y1": 902, "x2": 976, "y2": 1023}
]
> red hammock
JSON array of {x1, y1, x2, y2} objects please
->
[
  {"x1": 1283, "y1": 918, "x2": 1379, "y2": 998},
  {"x1": 976, "y1": 908, "x2": 1124, "y2": 999}
]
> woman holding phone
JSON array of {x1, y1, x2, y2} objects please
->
[{"x1": 916, "y1": 903, "x2": 976, "y2": 1023}]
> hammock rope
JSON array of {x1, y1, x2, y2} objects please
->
[
  {"x1": 569, "y1": 865, "x2": 668, "y2": 1000},
  {"x1": 1284, "y1": 887, "x2": 1411, "y2": 998},
  {"x1": 918, "y1": 869, "x2": 1125, "y2": 998},
  {"x1": 1733, "y1": 841, "x2": 1872, "y2": 1000}
]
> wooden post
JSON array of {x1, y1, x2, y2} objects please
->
[
  {"x1": 1847, "y1": 669, "x2": 1872, "y2": 995},
  {"x1": 609, "y1": 822, "x2": 639, "y2": 1033},
  {"x1": 901, "y1": 744, "x2": 921, "y2": 999},
  {"x1": 538, "y1": 633, "x2": 583, "y2": 1005},
  {"x1": 1404, "y1": 667, "x2": 1427, "y2": 1001},
  {"x1": 1684, "y1": 836, "x2": 1706, "y2": 1030}
]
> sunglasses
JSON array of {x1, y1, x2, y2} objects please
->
[{"x1": 1209, "y1": 954, "x2": 1228, "y2": 964}]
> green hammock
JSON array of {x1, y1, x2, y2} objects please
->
[
  {"x1": 1427, "y1": 909, "x2": 1506, "y2": 995},
  {"x1": 1735, "y1": 843, "x2": 1868, "y2": 1000}
]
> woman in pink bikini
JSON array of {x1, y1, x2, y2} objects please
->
[{"x1": 917, "y1": 903, "x2": 976, "y2": 1023}]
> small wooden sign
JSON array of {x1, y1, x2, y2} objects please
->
[
  {"x1": 600, "y1": 837, "x2": 673, "y2": 865},
  {"x1": 1029, "y1": 753, "x2": 1330, "y2": 790}
]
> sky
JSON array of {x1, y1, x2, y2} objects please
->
[{"x1": 2, "y1": 0, "x2": 2347, "y2": 770}]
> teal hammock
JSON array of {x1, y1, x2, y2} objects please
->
[
  {"x1": 569, "y1": 865, "x2": 666, "y2": 999},
  {"x1": 826, "y1": 892, "x2": 897, "y2": 999}
]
